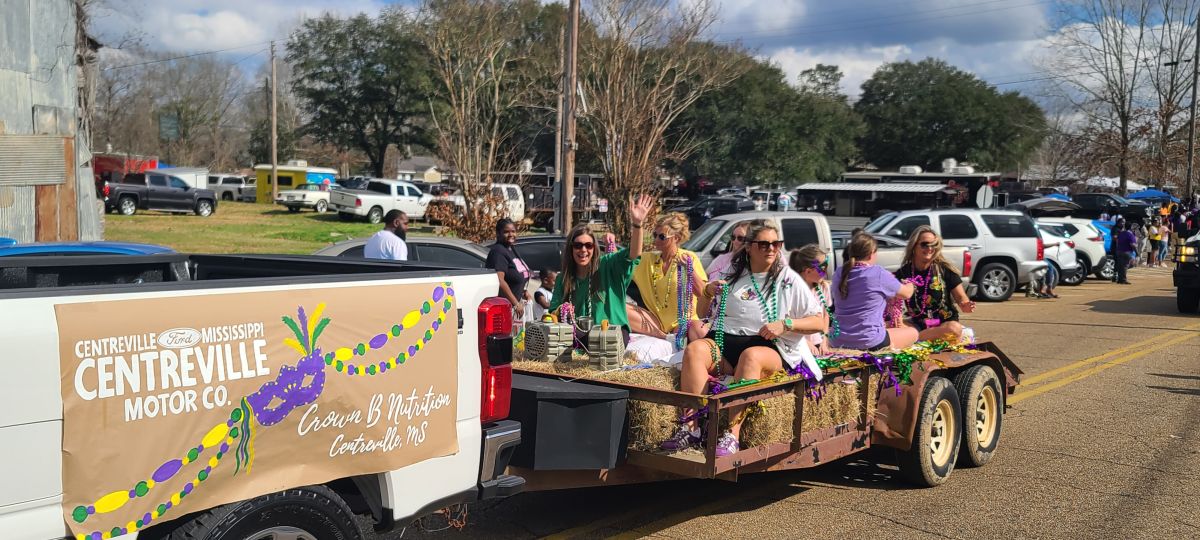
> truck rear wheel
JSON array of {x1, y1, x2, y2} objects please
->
[
  {"x1": 167, "y1": 485, "x2": 362, "y2": 540},
  {"x1": 953, "y1": 365, "x2": 1003, "y2": 468},
  {"x1": 1179, "y1": 287, "x2": 1200, "y2": 313},
  {"x1": 974, "y1": 263, "x2": 1015, "y2": 302},
  {"x1": 367, "y1": 206, "x2": 384, "y2": 224},
  {"x1": 898, "y1": 376, "x2": 961, "y2": 487}
]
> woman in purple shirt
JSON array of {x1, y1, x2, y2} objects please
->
[
  {"x1": 830, "y1": 234, "x2": 917, "y2": 351},
  {"x1": 1113, "y1": 219, "x2": 1136, "y2": 285}
]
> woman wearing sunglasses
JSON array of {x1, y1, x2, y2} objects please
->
[
  {"x1": 830, "y1": 233, "x2": 917, "y2": 351},
  {"x1": 662, "y1": 222, "x2": 825, "y2": 456},
  {"x1": 629, "y1": 212, "x2": 710, "y2": 345},
  {"x1": 705, "y1": 220, "x2": 756, "y2": 277},
  {"x1": 549, "y1": 194, "x2": 655, "y2": 337},
  {"x1": 894, "y1": 226, "x2": 974, "y2": 342}
]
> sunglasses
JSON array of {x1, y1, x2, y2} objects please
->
[
  {"x1": 572, "y1": 241, "x2": 595, "y2": 251},
  {"x1": 731, "y1": 235, "x2": 747, "y2": 243},
  {"x1": 810, "y1": 260, "x2": 828, "y2": 277},
  {"x1": 654, "y1": 233, "x2": 672, "y2": 241},
  {"x1": 751, "y1": 240, "x2": 784, "y2": 250},
  {"x1": 919, "y1": 242, "x2": 940, "y2": 250}
]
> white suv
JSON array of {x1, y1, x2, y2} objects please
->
[
  {"x1": 866, "y1": 209, "x2": 1047, "y2": 302},
  {"x1": 1038, "y1": 217, "x2": 1112, "y2": 282}
]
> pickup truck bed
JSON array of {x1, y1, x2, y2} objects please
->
[{"x1": 0, "y1": 254, "x2": 521, "y2": 540}]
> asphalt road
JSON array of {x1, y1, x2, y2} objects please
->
[{"x1": 380, "y1": 266, "x2": 1200, "y2": 540}]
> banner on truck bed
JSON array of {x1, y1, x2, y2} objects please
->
[{"x1": 55, "y1": 282, "x2": 460, "y2": 539}]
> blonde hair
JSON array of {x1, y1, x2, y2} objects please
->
[
  {"x1": 901, "y1": 225, "x2": 960, "y2": 275},
  {"x1": 655, "y1": 212, "x2": 691, "y2": 243}
]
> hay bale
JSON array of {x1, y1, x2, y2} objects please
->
[{"x1": 513, "y1": 356, "x2": 881, "y2": 451}]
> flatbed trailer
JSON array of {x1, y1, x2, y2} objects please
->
[{"x1": 510, "y1": 342, "x2": 1021, "y2": 489}]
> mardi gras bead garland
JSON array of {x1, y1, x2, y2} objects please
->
[
  {"x1": 71, "y1": 283, "x2": 455, "y2": 540},
  {"x1": 710, "y1": 283, "x2": 729, "y2": 367},
  {"x1": 673, "y1": 255, "x2": 695, "y2": 350}
]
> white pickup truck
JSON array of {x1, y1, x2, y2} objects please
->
[
  {"x1": 331, "y1": 179, "x2": 433, "y2": 223},
  {"x1": 1, "y1": 254, "x2": 522, "y2": 539}
]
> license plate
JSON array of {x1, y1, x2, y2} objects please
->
[{"x1": 286, "y1": 196, "x2": 295, "y2": 201}]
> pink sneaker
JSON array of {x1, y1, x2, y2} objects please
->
[{"x1": 715, "y1": 432, "x2": 739, "y2": 457}]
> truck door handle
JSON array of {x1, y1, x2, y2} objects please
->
[{"x1": 969, "y1": 244, "x2": 982, "y2": 250}]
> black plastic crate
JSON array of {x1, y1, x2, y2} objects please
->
[{"x1": 509, "y1": 373, "x2": 629, "y2": 470}]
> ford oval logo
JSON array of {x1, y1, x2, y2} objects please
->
[{"x1": 159, "y1": 328, "x2": 201, "y2": 349}]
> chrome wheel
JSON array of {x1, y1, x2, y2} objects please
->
[
  {"x1": 246, "y1": 526, "x2": 319, "y2": 540},
  {"x1": 982, "y1": 269, "x2": 1011, "y2": 299},
  {"x1": 931, "y1": 399, "x2": 956, "y2": 467},
  {"x1": 119, "y1": 197, "x2": 136, "y2": 215}
]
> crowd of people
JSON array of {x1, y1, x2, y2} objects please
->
[
  {"x1": 1107, "y1": 200, "x2": 1198, "y2": 285},
  {"x1": 469, "y1": 197, "x2": 975, "y2": 458}
]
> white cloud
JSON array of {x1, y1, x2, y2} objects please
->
[
  {"x1": 768, "y1": 44, "x2": 911, "y2": 98},
  {"x1": 160, "y1": 10, "x2": 266, "y2": 51}
]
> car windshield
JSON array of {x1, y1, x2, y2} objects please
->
[
  {"x1": 865, "y1": 213, "x2": 898, "y2": 234},
  {"x1": 1111, "y1": 195, "x2": 1134, "y2": 205},
  {"x1": 681, "y1": 219, "x2": 728, "y2": 252}
]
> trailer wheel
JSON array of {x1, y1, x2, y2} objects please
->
[
  {"x1": 898, "y1": 376, "x2": 961, "y2": 487},
  {"x1": 167, "y1": 485, "x2": 362, "y2": 540},
  {"x1": 953, "y1": 365, "x2": 1003, "y2": 468},
  {"x1": 1179, "y1": 287, "x2": 1200, "y2": 314}
]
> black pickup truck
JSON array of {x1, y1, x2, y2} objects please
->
[
  {"x1": 104, "y1": 172, "x2": 218, "y2": 216},
  {"x1": 1072, "y1": 193, "x2": 1153, "y2": 225},
  {"x1": 1174, "y1": 229, "x2": 1200, "y2": 313}
]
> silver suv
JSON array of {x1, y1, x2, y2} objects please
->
[{"x1": 866, "y1": 209, "x2": 1047, "y2": 301}]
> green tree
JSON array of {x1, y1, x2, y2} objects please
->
[
  {"x1": 671, "y1": 59, "x2": 861, "y2": 185},
  {"x1": 855, "y1": 58, "x2": 1046, "y2": 171},
  {"x1": 286, "y1": 9, "x2": 435, "y2": 178}
]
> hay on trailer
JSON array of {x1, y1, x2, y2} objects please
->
[{"x1": 514, "y1": 356, "x2": 880, "y2": 451}]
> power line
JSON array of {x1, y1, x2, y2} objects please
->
[{"x1": 101, "y1": 39, "x2": 281, "y2": 71}]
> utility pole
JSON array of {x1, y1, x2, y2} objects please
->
[
  {"x1": 559, "y1": 0, "x2": 580, "y2": 232},
  {"x1": 1187, "y1": 13, "x2": 1200, "y2": 201},
  {"x1": 270, "y1": 41, "x2": 279, "y2": 204},
  {"x1": 553, "y1": 26, "x2": 565, "y2": 233}
]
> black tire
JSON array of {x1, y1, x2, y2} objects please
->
[
  {"x1": 119, "y1": 196, "x2": 138, "y2": 216},
  {"x1": 953, "y1": 365, "x2": 1004, "y2": 468},
  {"x1": 222, "y1": 192, "x2": 233, "y2": 201},
  {"x1": 287, "y1": 206, "x2": 300, "y2": 213},
  {"x1": 1095, "y1": 256, "x2": 1116, "y2": 280},
  {"x1": 195, "y1": 200, "x2": 214, "y2": 217},
  {"x1": 367, "y1": 206, "x2": 384, "y2": 224},
  {"x1": 168, "y1": 485, "x2": 362, "y2": 540},
  {"x1": 1179, "y1": 287, "x2": 1200, "y2": 314},
  {"x1": 1061, "y1": 254, "x2": 1087, "y2": 286},
  {"x1": 898, "y1": 376, "x2": 962, "y2": 487},
  {"x1": 314, "y1": 199, "x2": 328, "y2": 213},
  {"x1": 974, "y1": 263, "x2": 1015, "y2": 302}
]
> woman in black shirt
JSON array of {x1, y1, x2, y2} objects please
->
[
  {"x1": 893, "y1": 226, "x2": 974, "y2": 342},
  {"x1": 486, "y1": 218, "x2": 532, "y2": 318}
]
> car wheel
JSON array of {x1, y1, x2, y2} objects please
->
[
  {"x1": 1096, "y1": 256, "x2": 1116, "y2": 280},
  {"x1": 166, "y1": 485, "x2": 362, "y2": 540},
  {"x1": 898, "y1": 376, "x2": 961, "y2": 487},
  {"x1": 1061, "y1": 263, "x2": 1086, "y2": 286},
  {"x1": 222, "y1": 192, "x2": 233, "y2": 201},
  {"x1": 367, "y1": 206, "x2": 384, "y2": 224},
  {"x1": 1179, "y1": 288, "x2": 1200, "y2": 314},
  {"x1": 119, "y1": 196, "x2": 137, "y2": 216},
  {"x1": 314, "y1": 200, "x2": 328, "y2": 213},
  {"x1": 974, "y1": 263, "x2": 1015, "y2": 302},
  {"x1": 195, "y1": 200, "x2": 214, "y2": 217},
  {"x1": 953, "y1": 365, "x2": 1003, "y2": 468}
]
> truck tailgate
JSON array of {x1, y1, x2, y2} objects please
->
[{"x1": 330, "y1": 189, "x2": 362, "y2": 208}]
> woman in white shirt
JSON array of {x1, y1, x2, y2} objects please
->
[{"x1": 661, "y1": 222, "x2": 826, "y2": 457}]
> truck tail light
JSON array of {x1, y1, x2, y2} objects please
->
[
  {"x1": 1066, "y1": 240, "x2": 1076, "y2": 248},
  {"x1": 102, "y1": 184, "x2": 110, "y2": 198},
  {"x1": 1088, "y1": 235, "x2": 1104, "y2": 242},
  {"x1": 355, "y1": 198, "x2": 362, "y2": 207},
  {"x1": 962, "y1": 250, "x2": 972, "y2": 278},
  {"x1": 478, "y1": 297, "x2": 513, "y2": 423},
  {"x1": 1036, "y1": 236, "x2": 1044, "y2": 261}
]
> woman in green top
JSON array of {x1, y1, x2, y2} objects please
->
[{"x1": 550, "y1": 194, "x2": 654, "y2": 337}]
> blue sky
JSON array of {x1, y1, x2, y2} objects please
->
[{"x1": 89, "y1": 0, "x2": 1059, "y2": 99}]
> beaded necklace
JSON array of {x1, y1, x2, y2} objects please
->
[
  {"x1": 747, "y1": 271, "x2": 779, "y2": 323},
  {"x1": 648, "y1": 252, "x2": 677, "y2": 311},
  {"x1": 813, "y1": 283, "x2": 840, "y2": 338},
  {"x1": 711, "y1": 283, "x2": 729, "y2": 367},
  {"x1": 673, "y1": 255, "x2": 695, "y2": 349}
]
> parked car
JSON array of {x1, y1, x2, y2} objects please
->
[
  {"x1": 682, "y1": 211, "x2": 834, "y2": 270},
  {"x1": 330, "y1": 179, "x2": 433, "y2": 223},
  {"x1": 0, "y1": 239, "x2": 174, "y2": 256},
  {"x1": 276, "y1": 182, "x2": 339, "y2": 213},
  {"x1": 1005, "y1": 197, "x2": 1081, "y2": 218},
  {"x1": 1037, "y1": 224, "x2": 1082, "y2": 286},
  {"x1": 1072, "y1": 193, "x2": 1153, "y2": 224},
  {"x1": 428, "y1": 184, "x2": 527, "y2": 224},
  {"x1": 866, "y1": 209, "x2": 1045, "y2": 302},
  {"x1": 669, "y1": 196, "x2": 756, "y2": 229},
  {"x1": 830, "y1": 231, "x2": 974, "y2": 294},
  {"x1": 315, "y1": 235, "x2": 566, "y2": 278},
  {"x1": 105, "y1": 172, "x2": 219, "y2": 217},
  {"x1": 208, "y1": 174, "x2": 256, "y2": 202},
  {"x1": 1038, "y1": 217, "x2": 1113, "y2": 281}
]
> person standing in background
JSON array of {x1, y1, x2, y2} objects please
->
[
  {"x1": 364, "y1": 210, "x2": 409, "y2": 261},
  {"x1": 486, "y1": 218, "x2": 532, "y2": 319},
  {"x1": 1114, "y1": 220, "x2": 1136, "y2": 285}
]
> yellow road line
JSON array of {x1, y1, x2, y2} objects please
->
[
  {"x1": 541, "y1": 504, "x2": 656, "y2": 540},
  {"x1": 603, "y1": 481, "x2": 781, "y2": 540},
  {"x1": 1019, "y1": 321, "x2": 1200, "y2": 386},
  {"x1": 1010, "y1": 330, "x2": 1200, "y2": 404}
]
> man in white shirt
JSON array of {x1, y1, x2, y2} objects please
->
[{"x1": 364, "y1": 210, "x2": 409, "y2": 261}]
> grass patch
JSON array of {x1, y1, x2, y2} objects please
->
[{"x1": 103, "y1": 201, "x2": 441, "y2": 254}]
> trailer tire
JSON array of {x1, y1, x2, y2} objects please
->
[
  {"x1": 1179, "y1": 287, "x2": 1200, "y2": 313},
  {"x1": 167, "y1": 485, "x2": 362, "y2": 540},
  {"x1": 953, "y1": 365, "x2": 1003, "y2": 468},
  {"x1": 898, "y1": 376, "x2": 961, "y2": 487}
]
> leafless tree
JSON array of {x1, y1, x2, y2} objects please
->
[
  {"x1": 577, "y1": 0, "x2": 746, "y2": 238},
  {"x1": 1141, "y1": 0, "x2": 1200, "y2": 188},
  {"x1": 1046, "y1": 0, "x2": 1152, "y2": 193}
]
